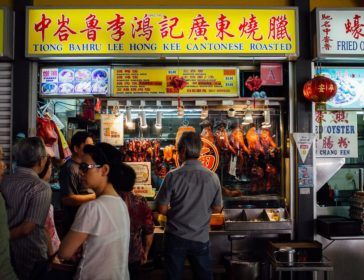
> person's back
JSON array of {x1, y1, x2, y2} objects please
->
[
  {"x1": 160, "y1": 160, "x2": 221, "y2": 242},
  {"x1": 0, "y1": 137, "x2": 51, "y2": 280},
  {"x1": 156, "y1": 131, "x2": 222, "y2": 280}
]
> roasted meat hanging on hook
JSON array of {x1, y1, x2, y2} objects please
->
[
  {"x1": 163, "y1": 145, "x2": 176, "y2": 164},
  {"x1": 229, "y1": 124, "x2": 249, "y2": 154},
  {"x1": 229, "y1": 124, "x2": 249, "y2": 177},
  {"x1": 246, "y1": 127, "x2": 264, "y2": 156},
  {"x1": 214, "y1": 121, "x2": 236, "y2": 155},
  {"x1": 200, "y1": 120, "x2": 215, "y2": 146},
  {"x1": 265, "y1": 163, "x2": 279, "y2": 192},
  {"x1": 260, "y1": 128, "x2": 277, "y2": 149},
  {"x1": 260, "y1": 128, "x2": 279, "y2": 157},
  {"x1": 250, "y1": 164, "x2": 264, "y2": 193}
]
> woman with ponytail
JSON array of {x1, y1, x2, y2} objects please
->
[{"x1": 58, "y1": 143, "x2": 134, "y2": 280}]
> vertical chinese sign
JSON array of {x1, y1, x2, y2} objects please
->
[
  {"x1": 26, "y1": 8, "x2": 298, "y2": 57},
  {"x1": 317, "y1": 9, "x2": 364, "y2": 56},
  {"x1": 315, "y1": 110, "x2": 358, "y2": 158}
]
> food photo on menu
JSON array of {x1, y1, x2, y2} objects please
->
[
  {"x1": 40, "y1": 67, "x2": 110, "y2": 96},
  {"x1": 320, "y1": 67, "x2": 364, "y2": 109}
]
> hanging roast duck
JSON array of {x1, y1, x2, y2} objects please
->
[
  {"x1": 200, "y1": 120, "x2": 215, "y2": 146},
  {"x1": 214, "y1": 121, "x2": 236, "y2": 155},
  {"x1": 260, "y1": 128, "x2": 279, "y2": 157},
  {"x1": 246, "y1": 127, "x2": 264, "y2": 157},
  {"x1": 229, "y1": 124, "x2": 249, "y2": 154}
]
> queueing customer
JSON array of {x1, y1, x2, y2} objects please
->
[
  {"x1": 0, "y1": 137, "x2": 52, "y2": 280},
  {"x1": 118, "y1": 162, "x2": 154, "y2": 280},
  {"x1": 38, "y1": 156, "x2": 61, "y2": 256},
  {"x1": 156, "y1": 131, "x2": 223, "y2": 280},
  {"x1": 0, "y1": 146, "x2": 18, "y2": 280},
  {"x1": 0, "y1": 194, "x2": 18, "y2": 280},
  {"x1": 59, "y1": 131, "x2": 95, "y2": 235},
  {"x1": 58, "y1": 143, "x2": 131, "y2": 280}
]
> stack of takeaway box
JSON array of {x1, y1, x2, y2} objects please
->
[{"x1": 125, "y1": 162, "x2": 156, "y2": 207}]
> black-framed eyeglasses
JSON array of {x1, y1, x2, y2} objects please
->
[{"x1": 79, "y1": 162, "x2": 101, "y2": 173}]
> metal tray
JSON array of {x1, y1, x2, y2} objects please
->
[{"x1": 224, "y1": 208, "x2": 292, "y2": 231}]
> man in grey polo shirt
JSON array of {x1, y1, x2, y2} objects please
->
[
  {"x1": 156, "y1": 131, "x2": 222, "y2": 280},
  {"x1": 0, "y1": 137, "x2": 51, "y2": 280}
]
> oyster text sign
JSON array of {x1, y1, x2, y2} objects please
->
[{"x1": 315, "y1": 111, "x2": 358, "y2": 158}]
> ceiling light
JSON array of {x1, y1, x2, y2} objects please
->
[
  {"x1": 125, "y1": 107, "x2": 133, "y2": 127},
  {"x1": 139, "y1": 110, "x2": 148, "y2": 129},
  {"x1": 155, "y1": 111, "x2": 163, "y2": 129},
  {"x1": 261, "y1": 99, "x2": 271, "y2": 128}
]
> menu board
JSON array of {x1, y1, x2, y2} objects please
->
[
  {"x1": 40, "y1": 66, "x2": 110, "y2": 96},
  {"x1": 113, "y1": 67, "x2": 239, "y2": 97},
  {"x1": 318, "y1": 67, "x2": 364, "y2": 110}
]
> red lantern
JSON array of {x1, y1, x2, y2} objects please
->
[{"x1": 303, "y1": 75, "x2": 337, "y2": 103}]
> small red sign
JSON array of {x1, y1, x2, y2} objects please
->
[{"x1": 260, "y1": 63, "x2": 283, "y2": 86}]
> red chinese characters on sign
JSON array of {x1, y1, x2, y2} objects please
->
[
  {"x1": 268, "y1": 15, "x2": 291, "y2": 41},
  {"x1": 215, "y1": 14, "x2": 234, "y2": 40},
  {"x1": 315, "y1": 111, "x2": 327, "y2": 124},
  {"x1": 34, "y1": 14, "x2": 52, "y2": 42},
  {"x1": 189, "y1": 14, "x2": 210, "y2": 40},
  {"x1": 321, "y1": 14, "x2": 333, "y2": 51},
  {"x1": 80, "y1": 14, "x2": 102, "y2": 41},
  {"x1": 132, "y1": 14, "x2": 153, "y2": 41},
  {"x1": 332, "y1": 111, "x2": 348, "y2": 124},
  {"x1": 53, "y1": 14, "x2": 77, "y2": 42},
  {"x1": 337, "y1": 137, "x2": 349, "y2": 148},
  {"x1": 159, "y1": 16, "x2": 184, "y2": 39},
  {"x1": 239, "y1": 14, "x2": 263, "y2": 41},
  {"x1": 31, "y1": 10, "x2": 295, "y2": 47},
  {"x1": 345, "y1": 14, "x2": 364, "y2": 39},
  {"x1": 322, "y1": 136, "x2": 334, "y2": 149},
  {"x1": 106, "y1": 14, "x2": 126, "y2": 41}
]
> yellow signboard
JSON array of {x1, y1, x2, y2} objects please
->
[
  {"x1": 0, "y1": 10, "x2": 4, "y2": 55},
  {"x1": 26, "y1": 7, "x2": 298, "y2": 57},
  {"x1": 113, "y1": 67, "x2": 239, "y2": 97}
]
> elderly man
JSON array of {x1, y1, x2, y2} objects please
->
[
  {"x1": 0, "y1": 137, "x2": 51, "y2": 280},
  {"x1": 156, "y1": 131, "x2": 223, "y2": 280}
]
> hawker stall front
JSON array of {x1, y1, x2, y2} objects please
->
[
  {"x1": 25, "y1": 6, "x2": 299, "y2": 278},
  {"x1": 312, "y1": 8, "x2": 364, "y2": 280}
]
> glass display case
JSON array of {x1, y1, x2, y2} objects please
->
[
  {"x1": 39, "y1": 97, "x2": 291, "y2": 233},
  {"x1": 116, "y1": 100, "x2": 291, "y2": 233},
  {"x1": 116, "y1": 101, "x2": 286, "y2": 206}
]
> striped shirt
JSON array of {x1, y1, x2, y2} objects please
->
[{"x1": 0, "y1": 167, "x2": 51, "y2": 280}]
